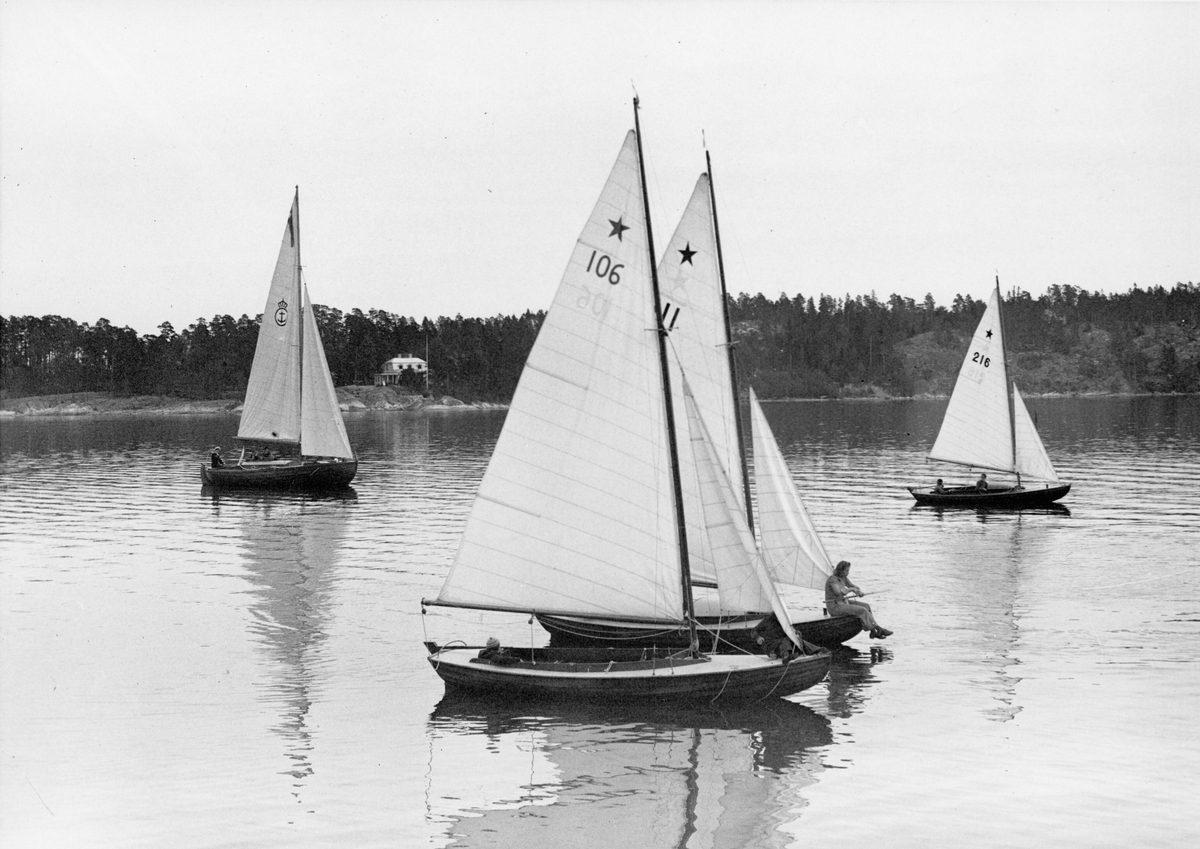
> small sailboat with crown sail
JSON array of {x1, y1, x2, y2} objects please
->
[
  {"x1": 537, "y1": 151, "x2": 861, "y2": 650},
  {"x1": 201, "y1": 188, "x2": 357, "y2": 489},
  {"x1": 422, "y1": 101, "x2": 830, "y2": 702},
  {"x1": 909, "y1": 279, "x2": 1069, "y2": 507}
]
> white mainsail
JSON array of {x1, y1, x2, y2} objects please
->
[
  {"x1": 239, "y1": 193, "x2": 303, "y2": 444},
  {"x1": 749, "y1": 388, "x2": 835, "y2": 591},
  {"x1": 299, "y1": 286, "x2": 354, "y2": 459},
  {"x1": 682, "y1": 378, "x2": 801, "y2": 648},
  {"x1": 1012, "y1": 383, "x2": 1059, "y2": 481},
  {"x1": 659, "y1": 173, "x2": 743, "y2": 586},
  {"x1": 236, "y1": 190, "x2": 353, "y2": 460},
  {"x1": 928, "y1": 285, "x2": 1015, "y2": 473},
  {"x1": 436, "y1": 132, "x2": 683, "y2": 621},
  {"x1": 928, "y1": 284, "x2": 1062, "y2": 483}
]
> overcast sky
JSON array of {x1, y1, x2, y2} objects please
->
[{"x1": 1, "y1": 1, "x2": 1196, "y2": 336}]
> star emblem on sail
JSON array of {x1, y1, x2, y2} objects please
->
[
  {"x1": 660, "y1": 170, "x2": 835, "y2": 608},
  {"x1": 929, "y1": 284, "x2": 1062, "y2": 483},
  {"x1": 433, "y1": 130, "x2": 682, "y2": 619}
]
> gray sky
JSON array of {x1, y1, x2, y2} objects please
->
[{"x1": 2, "y1": 0, "x2": 1196, "y2": 336}]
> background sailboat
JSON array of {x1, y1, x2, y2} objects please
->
[
  {"x1": 539, "y1": 158, "x2": 861, "y2": 650},
  {"x1": 202, "y1": 189, "x2": 357, "y2": 489},
  {"x1": 423, "y1": 108, "x2": 829, "y2": 702},
  {"x1": 909, "y1": 281, "x2": 1069, "y2": 507}
]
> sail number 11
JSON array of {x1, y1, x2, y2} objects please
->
[
  {"x1": 972, "y1": 352, "x2": 991, "y2": 368},
  {"x1": 586, "y1": 250, "x2": 624, "y2": 285}
]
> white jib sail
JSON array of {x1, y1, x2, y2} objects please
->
[
  {"x1": 436, "y1": 131, "x2": 683, "y2": 621},
  {"x1": 749, "y1": 388, "x2": 835, "y2": 591},
  {"x1": 682, "y1": 376, "x2": 801, "y2": 647},
  {"x1": 928, "y1": 284, "x2": 1015, "y2": 474},
  {"x1": 659, "y1": 174, "x2": 741, "y2": 586},
  {"x1": 239, "y1": 193, "x2": 303, "y2": 443},
  {"x1": 1012, "y1": 384, "x2": 1059, "y2": 482},
  {"x1": 299, "y1": 286, "x2": 354, "y2": 459}
]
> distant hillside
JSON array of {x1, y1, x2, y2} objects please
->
[{"x1": 729, "y1": 283, "x2": 1199, "y2": 398}]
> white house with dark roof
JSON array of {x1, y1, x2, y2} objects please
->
[{"x1": 375, "y1": 354, "x2": 428, "y2": 387}]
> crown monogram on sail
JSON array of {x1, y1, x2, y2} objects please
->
[{"x1": 200, "y1": 187, "x2": 357, "y2": 490}]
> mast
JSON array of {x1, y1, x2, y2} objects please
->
[
  {"x1": 634, "y1": 98, "x2": 698, "y2": 654},
  {"x1": 996, "y1": 275, "x2": 1017, "y2": 475},
  {"x1": 294, "y1": 186, "x2": 305, "y2": 452},
  {"x1": 705, "y1": 148, "x2": 754, "y2": 534}
]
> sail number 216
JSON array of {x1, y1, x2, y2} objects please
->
[
  {"x1": 972, "y1": 352, "x2": 991, "y2": 368},
  {"x1": 586, "y1": 250, "x2": 624, "y2": 285}
]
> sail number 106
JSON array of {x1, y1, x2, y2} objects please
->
[
  {"x1": 972, "y1": 352, "x2": 991, "y2": 368},
  {"x1": 586, "y1": 250, "x2": 623, "y2": 285}
]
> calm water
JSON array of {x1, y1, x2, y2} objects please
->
[{"x1": 1, "y1": 396, "x2": 1197, "y2": 848}]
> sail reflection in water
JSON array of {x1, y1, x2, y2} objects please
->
[
  {"x1": 216, "y1": 488, "x2": 356, "y2": 793},
  {"x1": 426, "y1": 697, "x2": 834, "y2": 849}
]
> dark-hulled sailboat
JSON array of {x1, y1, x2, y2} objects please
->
[
  {"x1": 202, "y1": 189, "x2": 357, "y2": 490},
  {"x1": 422, "y1": 102, "x2": 830, "y2": 702},
  {"x1": 909, "y1": 280, "x2": 1069, "y2": 508}
]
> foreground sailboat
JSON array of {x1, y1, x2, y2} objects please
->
[
  {"x1": 909, "y1": 280, "x2": 1069, "y2": 507},
  {"x1": 423, "y1": 103, "x2": 830, "y2": 702},
  {"x1": 201, "y1": 189, "x2": 357, "y2": 489},
  {"x1": 538, "y1": 157, "x2": 859, "y2": 650}
]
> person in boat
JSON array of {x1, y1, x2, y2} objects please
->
[
  {"x1": 976, "y1": 473, "x2": 989, "y2": 492},
  {"x1": 476, "y1": 637, "x2": 520, "y2": 666},
  {"x1": 825, "y1": 561, "x2": 892, "y2": 639},
  {"x1": 752, "y1": 614, "x2": 802, "y2": 661},
  {"x1": 933, "y1": 478, "x2": 946, "y2": 493},
  {"x1": 210, "y1": 446, "x2": 224, "y2": 468}
]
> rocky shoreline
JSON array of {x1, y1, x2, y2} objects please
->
[
  {"x1": 0, "y1": 386, "x2": 500, "y2": 417},
  {"x1": 3, "y1": 385, "x2": 1170, "y2": 418}
]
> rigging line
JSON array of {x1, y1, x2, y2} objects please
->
[
  {"x1": 756, "y1": 661, "x2": 794, "y2": 703},
  {"x1": 1078, "y1": 568, "x2": 1191, "y2": 592},
  {"x1": 709, "y1": 667, "x2": 736, "y2": 703}
]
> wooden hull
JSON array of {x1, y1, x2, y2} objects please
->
[
  {"x1": 200, "y1": 458, "x2": 357, "y2": 490},
  {"x1": 426, "y1": 644, "x2": 831, "y2": 703},
  {"x1": 908, "y1": 482, "x2": 1070, "y2": 508},
  {"x1": 538, "y1": 611, "x2": 862, "y2": 650}
]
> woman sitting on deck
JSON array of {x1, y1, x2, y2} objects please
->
[{"x1": 825, "y1": 561, "x2": 892, "y2": 639}]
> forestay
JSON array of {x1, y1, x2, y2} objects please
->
[
  {"x1": 436, "y1": 132, "x2": 683, "y2": 621},
  {"x1": 749, "y1": 388, "x2": 835, "y2": 591}
]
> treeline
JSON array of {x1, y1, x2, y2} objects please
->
[
  {"x1": 2, "y1": 282, "x2": 1197, "y2": 401},
  {"x1": 0, "y1": 309, "x2": 544, "y2": 402}
]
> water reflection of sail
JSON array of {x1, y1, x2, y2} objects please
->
[
  {"x1": 426, "y1": 697, "x2": 833, "y2": 848},
  {"x1": 945, "y1": 513, "x2": 1038, "y2": 722},
  {"x1": 233, "y1": 494, "x2": 352, "y2": 793}
]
